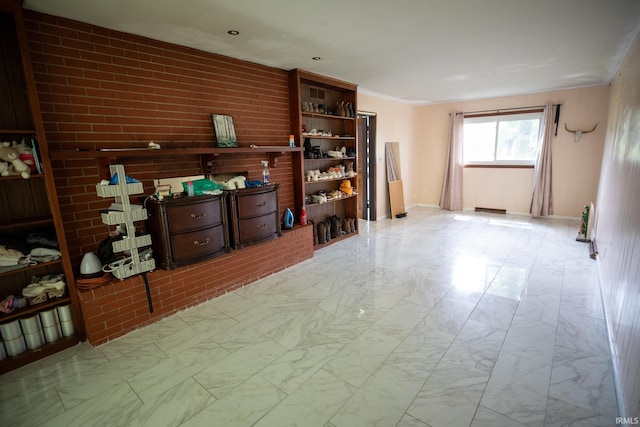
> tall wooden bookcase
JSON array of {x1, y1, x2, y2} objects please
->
[
  {"x1": 0, "y1": 0, "x2": 85, "y2": 373},
  {"x1": 289, "y1": 69, "x2": 359, "y2": 248}
]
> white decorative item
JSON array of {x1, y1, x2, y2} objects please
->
[{"x1": 564, "y1": 123, "x2": 598, "y2": 142}]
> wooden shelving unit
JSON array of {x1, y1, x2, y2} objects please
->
[
  {"x1": 50, "y1": 146, "x2": 302, "y2": 179},
  {"x1": 289, "y1": 69, "x2": 359, "y2": 249},
  {"x1": 0, "y1": 0, "x2": 85, "y2": 373}
]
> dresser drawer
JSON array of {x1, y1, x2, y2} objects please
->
[
  {"x1": 236, "y1": 192, "x2": 277, "y2": 219},
  {"x1": 170, "y1": 224, "x2": 226, "y2": 261},
  {"x1": 168, "y1": 198, "x2": 222, "y2": 233},
  {"x1": 238, "y1": 212, "x2": 278, "y2": 244}
]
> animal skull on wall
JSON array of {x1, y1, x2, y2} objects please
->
[{"x1": 564, "y1": 123, "x2": 598, "y2": 142}]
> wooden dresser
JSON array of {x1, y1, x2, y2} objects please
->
[
  {"x1": 228, "y1": 185, "x2": 281, "y2": 248},
  {"x1": 146, "y1": 194, "x2": 230, "y2": 269}
]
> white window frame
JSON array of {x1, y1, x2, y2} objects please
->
[{"x1": 463, "y1": 111, "x2": 542, "y2": 167}]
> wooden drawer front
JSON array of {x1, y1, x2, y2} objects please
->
[
  {"x1": 237, "y1": 192, "x2": 277, "y2": 218},
  {"x1": 238, "y1": 212, "x2": 278, "y2": 243},
  {"x1": 170, "y1": 225, "x2": 225, "y2": 260},
  {"x1": 168, "y1": 199, "x2": 222, "y2": 233}
]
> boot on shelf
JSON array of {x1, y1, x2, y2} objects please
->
[
  {"x1": 317, "y1": 221, "x2": 326, "y2": 245},
  {"x1": 324, "y1": 219, "x2": 332, "y2": 243},
  {"x1": 345, "y1": 102, "x2": 354, "y2": 117},
  {"x1": 330, "y1": 215, "x2": 343, "y2": 239},
  {"x1": 342, "y1": 218, "x2": 351, "y2": 234},
  {"x1": 309, "y1": 219, "x2": 318, "y2": 246}
]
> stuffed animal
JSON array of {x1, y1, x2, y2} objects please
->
[
  {"x1": 0, "y1": 160, "x2": 8, "y2": 176},
  {"x1": 13, "y1": 139, "x2": 37, "y2": 174},
  {"x1": 0, "y1": 142, "x2": 30, "y2": 179}
]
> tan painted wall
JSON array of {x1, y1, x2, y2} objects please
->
[
  {"x1": 359, "y1": 85, "x2": 609, "y2": 218},
  {"x1": 595, "y1": 31, "x2": 640, "y2": 417},
  {"x1": 358, "y1": 92, "x2": 420, "y2": 218},
  {"x1": 418, "y1": 86, "x2": 611, "y2": 217}
]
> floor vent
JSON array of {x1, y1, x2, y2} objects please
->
[{"x1": 475, "y1": 207, "x2": 507, "y2": 215}]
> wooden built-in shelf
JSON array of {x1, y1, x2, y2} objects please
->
[
  {"x1": 50, "y1": 146, "x2": 301, "y2": 159},
  {"x1": 0, "y1": 173, "x2": 43, "y2": 181},
  {"x1": 314, "y1": 231, "x2": 357, "y2": 249},
  {"x1": 302, "y1": 112, "x2": 355, "y2": 121},
  {"x1": 305, "y1": 176, "x2": 357, "y2": 185},
  {"x1": 0, "y1": 129, "x2": 36, "y2": 134},
  {"x1": 0, "y1": 335, "x2": 79, "y2": 375},
  {"x1": 304, "y1": 156, "x2": 356, "y2": 162},
  {"x1": 302, "y1": 135, "x2": 355, "y2": 140},
  {"x1": 305, "y1": 194, "x2": 358, "y2": 208},
  {"x1": 0, "y1": 215, "x2": 53, "y2": 230},
  {"x1": 0, "y1": 259, "x2": 62, "y2": 278},
  {"x1": 0, "y1": 295, "x2": 71, "y2": 323},
  {"x1": 50, "y1": 146, "x2": 303, "y2": 171}
]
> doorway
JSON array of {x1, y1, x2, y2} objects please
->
[{"x1": 357, "y1": 112, "x2": 377, "y2": 221}]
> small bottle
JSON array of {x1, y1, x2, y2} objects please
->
[
  {"x1": 261, "y1": 160, "x2": 270, "y2": 184},
  {"x1": 289, "y1": 134, "x2": 295, "y2": 147},
  {"x1": 300, "y1": 207, "x2": 307, "y2": 225},
  {"x1": 186, "y1": 181, "x2": 195, "y2": 196}
]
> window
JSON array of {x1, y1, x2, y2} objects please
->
[{"x1": 463, "y1": 111, "x2": 542, "y2": 166}]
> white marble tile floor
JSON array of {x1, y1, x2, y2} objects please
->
[{"x1": 0, "y1": 207, "x2": 619, "y2": 426}]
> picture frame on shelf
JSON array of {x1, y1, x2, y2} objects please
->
[{"x1": 211, "y1": 114, "x2": 238, "y2": 148}]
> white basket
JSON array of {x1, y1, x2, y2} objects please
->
[
  {"x1": 112, "y1": 259, "x2": 155, "y2": 280},
  {"x1": 101, "y1": 208, "x2": 148, "y2": 225},
  {"x1": 112, "y1": 234, "x2": 152, "y2": 253},
  {"x1": 96, "y1": 182, "x2": 144, "y2": 198}
]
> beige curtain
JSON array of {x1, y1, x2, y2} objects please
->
[
  {"x1": 530, "y1": 103, "x2": 554, "y2": 216},
  {"x1": 439, "y1": 112, "x2": 464, "y2": 210}
]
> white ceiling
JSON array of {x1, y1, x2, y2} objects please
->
[{"x1": 23, "y1": 0, "x2": 640, "y2": 105}]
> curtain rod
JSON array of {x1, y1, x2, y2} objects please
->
[{"x1": 453, "y1": 103, "x2": 563, "y2": 116}]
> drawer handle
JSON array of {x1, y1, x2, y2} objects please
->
[
  {"x1": 193, "y1": 238, "x2": 210, "y2": 246},
  {"x1": 256, "y1": 224, "x2": 267, "y2": 230},
  {"x1": 191, "y1": 213, "x2": 207, "y2": 219},
  {"x1": 255, "y1": 201, "x2": 266, "y2": 207}
]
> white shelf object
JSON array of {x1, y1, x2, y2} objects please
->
[{"x1": 96, "y1": 165, "x2": 155, "y2": 279}]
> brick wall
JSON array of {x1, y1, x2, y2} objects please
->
[
  {"x1": 79, "y1": 226, "x2": 313, "y2": 344},
  {"x1": 23, "y1": 11, "x2": 313, "y2": 344}
]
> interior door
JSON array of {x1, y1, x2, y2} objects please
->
[{"x1": 357, "y1": 113, "x2": 377, "y2": 221}]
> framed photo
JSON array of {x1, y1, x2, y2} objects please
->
[{"x1": 211, "y1": 114, "x2": 238, "y2": 148}]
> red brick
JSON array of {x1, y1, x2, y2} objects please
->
[{"x1": 24, "y1": 10, "x2": 312, "y2": 344}]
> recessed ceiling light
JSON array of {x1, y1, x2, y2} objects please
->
[
  {"x1": 227, "y1": 30, "x2": 239, "y2": 35},
  {"x1": 312, "y1": 57, "x2": 321, "y2": 61}
]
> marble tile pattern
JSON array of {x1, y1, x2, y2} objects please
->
[{"x1": 0, "y1": 207, "x2": 619, "y2": 426}]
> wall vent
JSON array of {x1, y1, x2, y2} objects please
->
[{"x1": 475, "y1": 207, "x2": 507, "y2": 214}]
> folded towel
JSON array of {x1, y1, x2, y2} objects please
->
[
  {"x1": 30, "y1": 247, "x2": 62, "y2": 257},
  {"x1": 0, "y1": 245, "x2": 24, "y2": 259}
]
